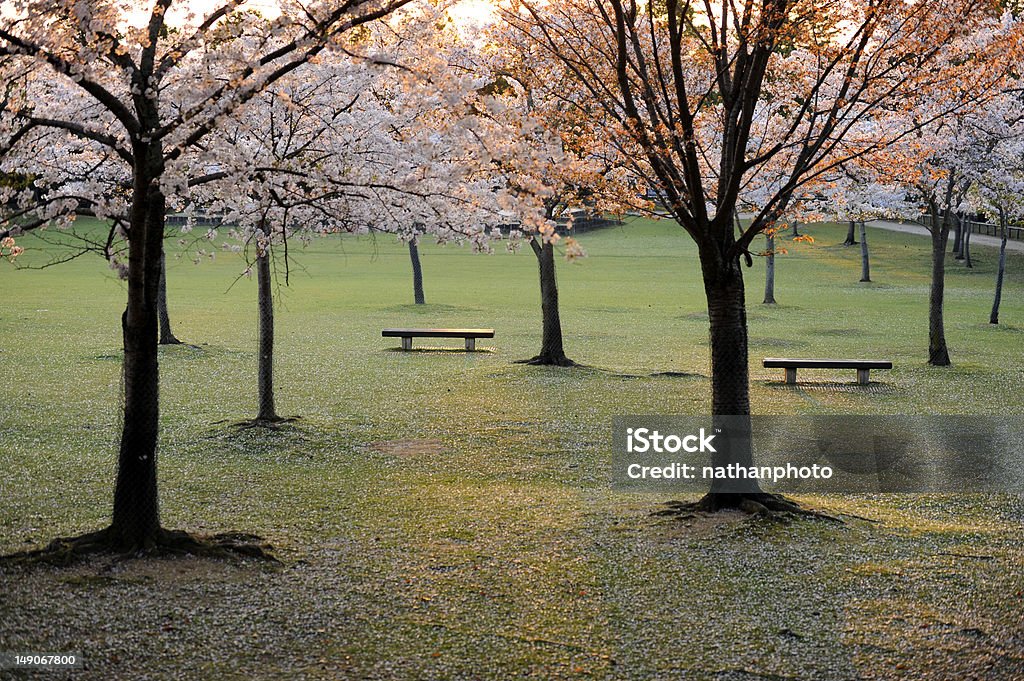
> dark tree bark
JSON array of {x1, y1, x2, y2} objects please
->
[
  {"x1": 763, "y1": 232, "x2": 776, "y2": 304},
  {"x1": 256, "y1": 247, "x2": 279, "y2": 422},
  {"x1": 704, "y1": 257, "x2": 751, "y2": 418},
  {"x1": 691, "y1": 249, "x2": 788, "y2": 512},
  {"x1": 408, "y1": 239, "x2": 425, "y2": 305},
  {"x1": 110, "y1": 143, "x2": 165, "y2": 551},
  {"x1": 157, "y1": 248, "x2": 182, "y2": 345},
  {"x1": 843, "y1": 220, "x2": 858, "y2": 245},
  {"x1": 928, "y1": 203, "x2": 952, "y2": 366},
  {"x1": 521, "y1": 238, "x2": 575, "y2": 366},
  {"x1": 791, "y1": 220, "x2": 800, "y2": 238},
  {"x1": 961, "y1": 217, "x2": 973, "y2": 268},
  {"x1": 952, "y1": 212, "x2": 964, "y2": 257},
  {"x1": 859, "y1": 221, "x2": 871, "y2": 282},
  {"x1": 990, "y1": 207, "x2": 1008, "y2": 325}
]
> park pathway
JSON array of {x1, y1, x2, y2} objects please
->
[{"x1": 868, "y1": 219, "x2": 1024, "y2": 253}]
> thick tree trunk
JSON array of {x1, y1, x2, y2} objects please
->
[
  {"x1": 859, "y1": 221, "x2": 871, "y2": 282},
  {"x1": 990, "y1": 208, "x2": 1008, "y2": 325},
  {"x1": 698, "y1": 251, "x2": 762, "y2": 502},
  {"x1": 763, "y1": 232, "x2": 776, "y2": 304},
  {"x1": 157, "y1": 248, "x2": 182, "y2": 345},
  {"x1": 522, "y1": 238, "x2": 574, "y2": 366},
  {"x1": 843, "y1": 220, "x2": 858, "y2": 245},
  {"x1": 110, "y1": 152, "x2": 164, "y2": 551},
  {"x1": 256, "y1": 248, "x2": 278, "y2": 422},
  {"x1": 928, "y1": 206, "x2": 952, "y2": 366},
  {"x1": 962, "y1": 218, "x2": 973, "y2": 268},
  {"x1": 409, "y1": 239, "x2": 425, "y2": 305}
]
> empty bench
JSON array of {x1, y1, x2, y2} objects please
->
[
  {"x1": 763, "y1": 358, "x2": 892, "y2": 385},
  {"x1": 383, "y1": 328, "x2": 494, "y2": 351}
]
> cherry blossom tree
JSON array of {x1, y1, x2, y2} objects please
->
[
  {"x1": 505, "y1": 0, "x2": 1016, "y2": 513},
  {"x1": 182, "y1": 11, "x2": 518, "y2": 425},
  {"x1": 955, "y1": 92, "x2": 1024, "y2": 324},
  {"x1": 478, "y1": 21, "x2": 632, "y2": 366},
  {"x1": 863, "y1": 28, "x2": 1023, "y2": 363},
  {"x1": 0, "y1": 0, "x2": 415, "y2": 558}
]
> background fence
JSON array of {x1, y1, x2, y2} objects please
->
[{"x1": 917, "y1": 213, "x2": 1023, "y2": 241}]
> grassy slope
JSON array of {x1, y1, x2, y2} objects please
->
[{"x1": 0, "y1": 217, "x2": 1022, "y2": 680}]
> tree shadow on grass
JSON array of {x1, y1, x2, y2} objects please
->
[
  {"x1": 383, "y1": 347, "x2": 495, "y2": 354},
  {"x1": 762, "y1": 381, "x2": 899, "y2": 395},
  {"x1": 207, "y1": 417, "x2": 309, "y2": 444}
]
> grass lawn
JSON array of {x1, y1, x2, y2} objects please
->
[{"x1": 1, "y1": 217, "x2": 1022, "y2": 679}]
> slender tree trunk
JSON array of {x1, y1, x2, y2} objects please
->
[
  {"x1": 791, "y1": 220, "x2": 800, "y2": 238},
  {"x1": 990, "y1": 207, "x2": 1008, "y2": 325},
  {"x1": 523, "y1": 238, "x2": 574, "y2": 366},
  {"x1": 256, "y1": 247, "x2": 278, "y2": 422},
  {"x1": 763, "y1": 232, "x2": 776, "y2": 304},
  {"x1": 962, "y1": 218, "x2": 973, "y2": 268},
  {"x1": 952, "y1": 213, "x2": 963, "y2": 257},
  {"x1": 409, "y1": 239, "x2": 425, "y2": 305},
  {"x1": 110, "y1": 151, "x2": 164, "y2": 551},
  {"x1": 859, "y1": 221, "x2": 871, "y2": 282},
  {"x1": 157, "y1": 248, "x2": 182, "y2": 345},
  {"x1": 928, "y1": 205, "x2": 952, "y2": 366},
  {"x1": 843, "y1": 220, "x2": 858, "y2": 245}
]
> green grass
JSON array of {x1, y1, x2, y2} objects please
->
[{"x1": 1, "y1": 217, "x2": 1022, "y2": 680}]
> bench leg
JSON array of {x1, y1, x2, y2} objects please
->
[
  {"x1": 465, "y1": 338, "x2": 476, "y2": 352},
  {"x1": 785, "y1": 367, "x2": 797, "y2": 385},
  {"x1": 857, "y1": 368, "x2": 870, "y2": 385},
  {"x1": 401, "y1": 337, "x2": 412, "y2": 351}
]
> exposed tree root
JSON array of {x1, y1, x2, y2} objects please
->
[
  {"x1": 655, "y1": 493, "x2": 842, "y2": 523},
  {"x1": 231, "y1": 415, "x2": 301, "y2": 430},
  {"x1": 159, "y1": 335, "x2": 183, "y2": 345},
  {"x1": 514, "y1": 354, "x2": 578, "y2": 367},
  {"x1": 0, "y1": 526, "x2": 279, "y2": 568}
]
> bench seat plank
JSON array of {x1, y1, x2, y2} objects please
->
[
  {"x1": 382, "y1": 328, "x2": 495, "y2": 339},
  {"x1": 763, "y1": 358, "x2": 892, "y2": 369}
]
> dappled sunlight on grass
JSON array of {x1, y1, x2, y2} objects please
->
[{"x1": 1, "y1": 218, "x2": 1022, "y2": 678}]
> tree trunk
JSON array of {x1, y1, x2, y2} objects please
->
[
  {"x1": 666, "y1": 235, "x2": 823, "y2": 517},
  {"x1": 990, "y1": 208, "x2": 1008, "y2": 325},
  {"x1": 928, "y1": 205, "x2": 952, "y2": 366},
  {"x1": 962, "y1": 218, "x2": 973, "y2": 268},
  {"x1": 157, "y1": 248, "x2": 182, "y2": 345},
  {"x1": 791, "y1": 220, "x2": 800, "y2": 237},
  {"x1": 952, "y1": 213, "x2": 963, "y2": 257},
  {"x1": 843, "y1": 220, "x2": 857, "y2": 245},
  {"x1": 763, "y1": 232, "x2": 776, "y2": 304},
  {"x1": 523, "y1": 238, "x2": 574, "y2": 366},
  {"x1": 409, "y1": 239, "x2": 425, "y2": 305},
  {"x1": 256, "y1": 247, "x2": 278, "y2": 422},
  {"x1": 859, "y1": 221, "x2": 871, "y2": 282},
  {"x1": 110, "y1": 152, "x2": 164, "y2": 551},
  {"x1": 700, "y1": 254, "x2": 762, "y2": 501}
]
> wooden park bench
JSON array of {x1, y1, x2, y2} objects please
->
[
  {"x1": 763, "y1": 357, "x2": 893, "y2": 385},
  {"x1": 382, "y1": 328, "x2": 494, "y2": 352}
]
